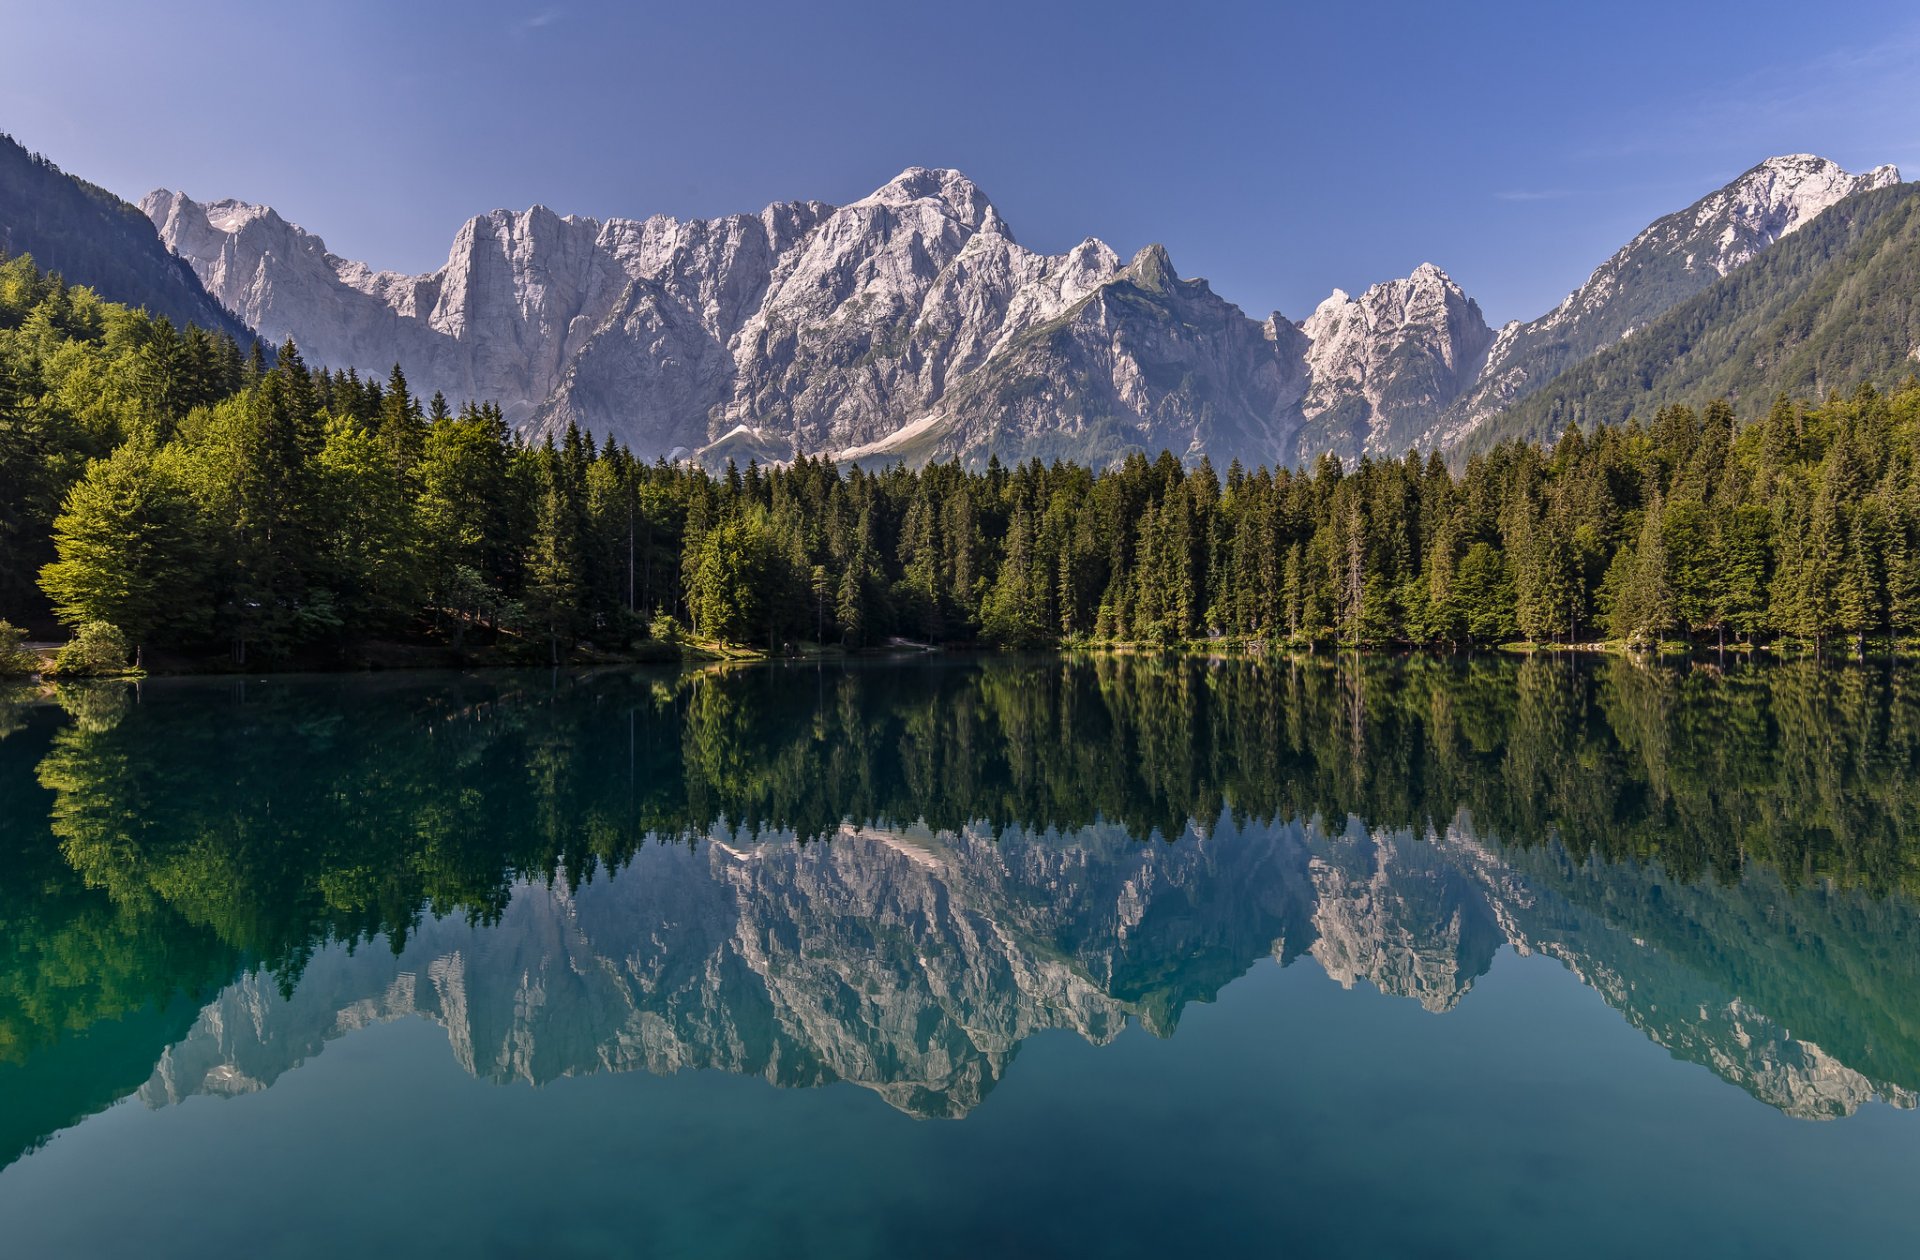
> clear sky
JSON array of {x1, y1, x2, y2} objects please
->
[{"x1": 5, "y1": 0, "x2": 1918, "y2": 326}]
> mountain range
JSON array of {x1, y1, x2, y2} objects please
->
[
  {"x1": 141, "y1": 153, "x2": 1902, "y2": 467},
  {"x1": 2, "y1": 132, "x2": 1906, "y2": 467}
]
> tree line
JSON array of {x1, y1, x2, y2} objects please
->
[{"x1": 7, "y1": 252, "x2": 1920, "y2": 663}]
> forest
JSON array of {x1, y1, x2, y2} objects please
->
[{"x1": 6, "y1": 251, "x2": 1920, "y2": 667}]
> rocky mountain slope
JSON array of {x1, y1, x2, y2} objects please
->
[
  {"x1": 145, "y1": 155, "x2": 1900, "y2": 468},
  {"x1": 1421, "y1": 154, "x2": 1902, "y2": 451},
  {"x1": 0, "y1": 134, "x2": 252, "y2": 343},
  {"x1": 1296, "y1": 263, "x2": 1494, "y2": 459},
  {"x1": 1461, "y1": 179, "x2": 1920, "y2": 448}
]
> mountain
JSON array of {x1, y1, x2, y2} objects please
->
[
  {"x1": 0, "y1": 134, "x2": 252, "y2": 343},
  {"x1": 1469, "y1": 179, "x2": 1920, "y2": 448},
  {"x1": 1296, "y1": 262, "x2": 1493, "y2": 459},
  {"x1": 147, "y1": 168, "x2": 1320, "y2": 466},
  {"x1": 143, "y1": 166, "x2": 1501, "y2": 467},
  {"x1": 145, "y1": 154, "x2": 1901, "y2": 467},
  {"x1": 846, "y1": 242, "x2": 1315, "y2": 468},
  {"x1": 1422, "y1": 154, "x2": 1902, "y2": 450}
]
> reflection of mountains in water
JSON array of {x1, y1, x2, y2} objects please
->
[{"x1": 144, "y1": 813, "x2": 1919, "y2": 1122}]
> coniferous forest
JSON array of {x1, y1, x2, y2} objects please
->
[{"x1": 6, "y1": 251, "x2": 1920, "y2": 669}]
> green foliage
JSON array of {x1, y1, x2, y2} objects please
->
[
  {"x1": 38, "y1": 441, "x2": 207, "y2": 646},
  {"x1": 48, "y1": 622, "x2": 133, "y2": 676},
  {"x1": 10, "y1": 253, "x2": 1920, "y2": 661},
  {"x1": 0, "y1": 620, "x2": 39, "y2": 675},
  {"x1": 687, "y1": 511, "x2": 791, "y2": 645}
]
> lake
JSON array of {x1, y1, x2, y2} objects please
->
[{"x1": 2, "y1": 655, "x2": 1917, "y2": 1258}]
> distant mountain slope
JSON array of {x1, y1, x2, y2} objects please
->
[
  {"x1": 1469, "y1": 180, "x2": 1920, "y2": 450},
  {"x1": 0, "y1": 134, "x2": 251, "y2": 342},
  {"x1": 869, "y1": 244, "x2": 1312, "y2": 468},
  {"x1": 1425, "y1": 155, "x2": 1900, "y2": 451}
]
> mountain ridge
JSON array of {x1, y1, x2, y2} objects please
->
[
  {"x1": 139, "y1": 153, "x2": 1902, "y2": 467},
  {"x1": 1420, "y1": 153, "x2": 1903, "y2": 451},
  {"x1": 1465, "y1": 179, "x2": 1920, "y2": 449}
]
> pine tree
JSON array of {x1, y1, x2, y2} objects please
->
[
  {"x1": 374, "y1": 363, "x2": 425, "y2": 473},
  {"x1": 1614, "y1": 497, "x2": 1677, "y2": 647},
  {"x1": 525, "y1": 453, "x2": 582, "y2": 663}
]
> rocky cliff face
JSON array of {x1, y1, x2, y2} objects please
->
[
  {"x1": 1296, "y1": 263, "x2": 1493, "y2": 460},
  {"x1": 873, "y1": 244, "x2": 1315, "y2": 468},
  {"x1": 148, "y1": 155, "x2": 1900, "y2": 467},
  {"x1": 1421, "y1": 154, "x2": 1902, "y2": 450}
]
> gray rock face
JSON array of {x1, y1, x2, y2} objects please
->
[
  {"x1": 146, "y1": 154, "x2": 1900, "y2": 467},
  {"x1": 141, "y1": 815, "x2": 1311, "y2": 1119},
  {"x1": 1297, "y1": 263, "x2": 1493, "y2": 461},
  {"x1": 875, "y1": 244, "x2": 1315, "y2": 468}
]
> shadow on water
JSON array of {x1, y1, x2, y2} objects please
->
[{"x1": 4, "y1": 653, "x2": 1920, "y2": 1164}]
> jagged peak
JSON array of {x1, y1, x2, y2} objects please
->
[
  {"x1": 465, "y1": 203, "x2": 600, "y2": 235},
  {"x1": 1312, "y1": 287, "x2": 1353, "y2": 315},
  {"x1": 1745, "y1": 152, "x2": 1899, "y2": 186},
  {"x1": 1304, "y1": 264, "x2": 1474, "y2": 338},
  {"x1": 855, "y1": 165, "x2": 1005, "y2": 236},
  {"x1": 1067, "y1": 236, "x2": 1120, "y2": 267},
  {"x1": 144, "y1": 189, "x2": 297, "y2": 238},
  {"x1": 1125, "y1": 242, "x2": 1177, "y2": 290},
  {"x1": 1702, "y1": 153, "x2": 1900, "y2": 223}
]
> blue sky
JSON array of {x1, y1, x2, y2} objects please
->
[{"x1": 5, "y1": 0, "x2": 1918, "y2": 325}]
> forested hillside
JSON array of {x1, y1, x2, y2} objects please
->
[
  {"x1": 6, "y1": 253, "x2": 1920, "y2": 667},
  {"x1": 1479, "y1": 181, "x2": 1920, "y2": 451},
  {"x1": 0, "y1": 135, "x2": 252, "y2": 344}
]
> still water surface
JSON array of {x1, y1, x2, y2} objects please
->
[{"x1": 1, "y1": 655, "x2": 1917, "y2": 1257}]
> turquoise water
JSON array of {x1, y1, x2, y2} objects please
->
[{"x1": 1, "y1": 656, "x2": 1917, "y2": 1257}]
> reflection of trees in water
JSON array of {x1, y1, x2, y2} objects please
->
[{"x1": 3, "y1": 656, "x2": 1920, "y2": 1156}]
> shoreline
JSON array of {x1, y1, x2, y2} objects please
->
[{"x1": 5, "y1": 633, "x2": 1909, "y2": 681}]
